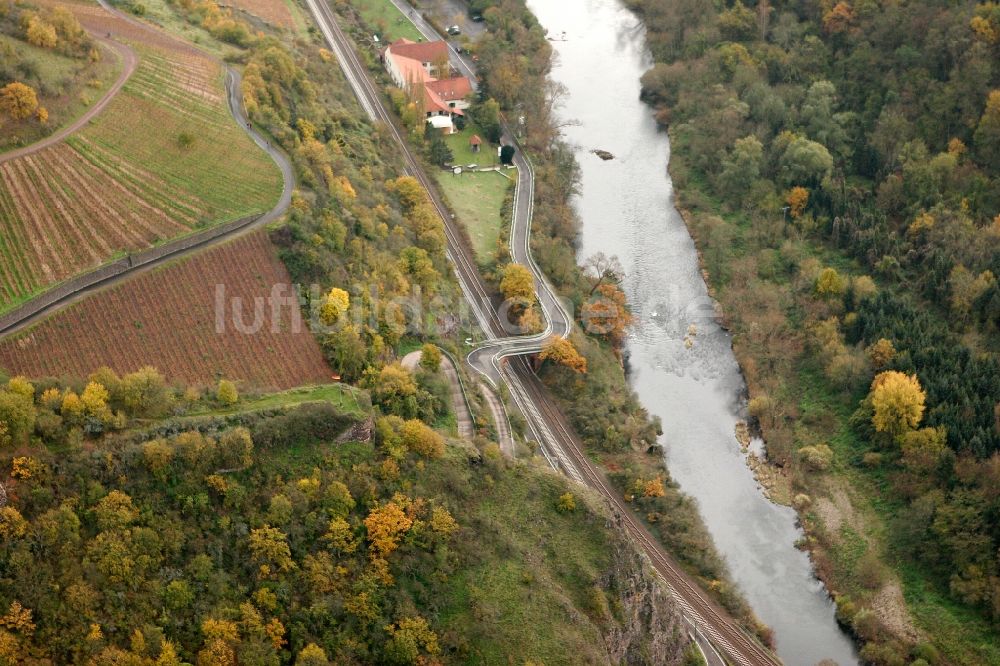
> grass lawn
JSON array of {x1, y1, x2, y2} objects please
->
[
  {"x1": 435, "y1": 126, "x2": 512, "y2": 263},
  {"x1": 350, "y1": 0, "x2": 424, "y2": 42},
  {"x1": 436, "y1": 168, "x2": 512, "y2": 263},
  {"x1": 189, "y1": 383, "x2": 370, "y2": 418}
]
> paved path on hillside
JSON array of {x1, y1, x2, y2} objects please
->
[
  {"x1": 0, "y1": 37, "x2": 137, "y2": 165},
  {"x1": 0, "y1": 3, "x2": 293, "y2": 340},
  {"x1": 478, "y1": 380, "x2": 514, "y2": 456},
  {"x1": 401, "y1": 350, "x2": 474, "y2": 439}
]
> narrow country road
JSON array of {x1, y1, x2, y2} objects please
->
[
  {"x1": 0, "y1": 37, "x2": 137, "y2": 165},
  {"x1": 308, "y1": 2, "x2": 781, "y2": 664},
  {"x1": 400, "y1": 349, "x2": 474, "y2": 439},
  {"x1": 0, "y1": 1, "x2": 293, "y2": 339}
]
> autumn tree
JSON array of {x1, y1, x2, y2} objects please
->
[
  {"x1": 539, "y1": 336, "x2": 587, "y2": 373},
  {"x1": 419, "y1": 344, "x2": 442, "y2": 372},
  {"x1": 900, "y1": 427, "x2": 948, "y2": 476},
  {"x1": 583, "y1": 252, "x2": 624, "y2": 295},
  {"x1": 320, "y1": 287, "x2": 350, "y2": 326},
  {"x1": 815, "y1": 267, "x2": 846, "y2": 299},
  {"x1": 401, "y1": 419, "x2": 444, "y2": 458},
  {"x1": 398, "y1": 247, "x2": 440, "y2": 293},
  {"x1": 363, "y1": 364, "x2": 428, "y2": 419},
  {"x1": 248, "y1": 526, "x2": 295, "y2": 577},
  {"x1": 296, "y1": 644, "x2": 330, "y2": 666},
  {"x1": 822, "y1": 2, "x2": 855, "y2": 34},
  {"x1": 581, "y1": 283, "x2": 633, "y2": 351},
  {"x1": 0, "y1": 82, "x2": 38, "y2": 121},
  {"x1": 786, "y1": 186, "x2": 809, "y2": 219},
  {"x1": 500, "y1": 263, "x2": 536, "y2": 305},
  {"x1": 865, "y1": 338, "x2": 896, "y2": 369},
  {"x1": 973, "y1": 89, "x2": 1000, "y2": 167},
  {"x1": 364, "y1": 501, "x2": 412, "y2": 558},
  {"x1": 24, "y1": 15, "x2": 57, "y2": 49},
  {"x1": 869, "y1": 371, "x2": 926, "y2": 439},
  {"x1": 384, "y1": 616, "x2": 440, "y2": 665},
  {"x1": 94, "y1": 490, "x2": 138, "y2": 530},
  {"x1": 119, "y1": 367, "x2": 170, "y2": 417},
  {"x1": 216, "y1": 379, "x2": 238, "y2": 406},
  {"x1": 717, "y1": 0, "x2": 756, "y2": 41}
]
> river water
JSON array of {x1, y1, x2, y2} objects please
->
[{"x1": 524, "y1": 0, "x2": 858, "y2": 664}]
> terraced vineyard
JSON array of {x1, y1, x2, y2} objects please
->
[
  {"x1": 0, "y1": 231, "x2": 332, "y2": 389},
  {"x1": 0, "y1": 1, "x2": 282, "y2": 313}
]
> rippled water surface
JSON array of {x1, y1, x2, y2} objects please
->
[{"x1": 524, "y1": 0, "x2": 859, "y2": 663}]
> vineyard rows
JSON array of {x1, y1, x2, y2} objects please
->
[
  {"x1": 0, "y1": 1, "x2": 282, "y2": 313},
  {"x1": 0, "y1": 232, "x2": 332, "y2": 389}
]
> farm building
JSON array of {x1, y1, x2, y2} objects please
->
[{"x1": 381, "y1": 38, "x2": 472, "y2": 133}]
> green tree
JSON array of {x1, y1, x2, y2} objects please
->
[
  {"x1": 0, "y1": 390, "x2": 35, "y2": 446},
  {"x1": 779, "y1": 136, "x2": 833, "y2": 186},
  {"x1": 428, "y1": 137, "x2": 453, "y2": 166},
  {"x1": 718, "y1": 135, "x2": 763, "y2": 201},
  {"x1": 119, "y1": 367, "x2": 169, "y2": 417},
  {"x1": 472, "y1": 98, "x2": 502, "y2": 143}
]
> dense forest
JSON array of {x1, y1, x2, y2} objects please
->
[
  {"x1": 629, "y1": 0, "x2": 1000, "y2": 662},
  {"x1": 0, "y1": 370, "x2": 692, "y2": 664}
]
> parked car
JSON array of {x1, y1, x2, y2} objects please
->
[
  {"x1": 471, "y1": 14, "x2": 483, "y2": 22},
  {"x1": 447, "y1": 25, "x2": 461, "y2": 35}
]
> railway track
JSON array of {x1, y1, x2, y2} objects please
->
[
  {"x1": 508, "y1": 357, "x2": 781, "y2": 666},
  {"x1": 304, "y1": 0, "x2": 506, "y2": 341},
  {"x1": 306, "y1": 3, "x2": 782, "y2": 664}
]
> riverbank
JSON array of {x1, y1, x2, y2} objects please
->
[{"x1": 626, "y1": 0, "x2": 1000, "y2": 661}]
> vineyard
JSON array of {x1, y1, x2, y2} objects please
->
[
  {"x1": 0, "y1": 231, "x2": 333, "y2": 389},
  {"x1": 0, "y1": 1, "x2": 282, "y2": 313}
]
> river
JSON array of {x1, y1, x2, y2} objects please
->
[{"x1": 523, "y1": 0, "x2": 859, "y2": 664}]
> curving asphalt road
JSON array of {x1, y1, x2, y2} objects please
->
[
  {"x1": 0, "y1": 3, "x2": 293, "y2": 339},
  {"x1": 310, "y1": 3, "x2": 782, "y2": 664}
]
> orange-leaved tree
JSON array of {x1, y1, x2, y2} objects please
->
[{"x1": 539, "y1": 336, "x2": 587, "y2": 373}]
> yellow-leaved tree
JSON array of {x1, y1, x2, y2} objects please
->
[
  {"x1": 539, "y1": 336, "x2": 587, "y2": 374},
  {"x1": 320, "y1": 287, "x2": 350, "y2": 326},
  {"x1": 0, "y1": 82, "x2": 38, "y2": 120},
  {"x1": 869, "y1": 370, "x2": 926, "y2": 439}
]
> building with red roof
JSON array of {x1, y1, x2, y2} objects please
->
[{"x1": 381, "y1": 38, "x2": 472, "y2": 133}]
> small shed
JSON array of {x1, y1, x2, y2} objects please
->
[{"x1": 469, "y1": 134, "x2": 483, "y2": 153}]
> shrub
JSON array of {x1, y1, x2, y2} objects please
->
[{"x1": 798, "y1": 443, "x2": 833, "y2": 471}]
